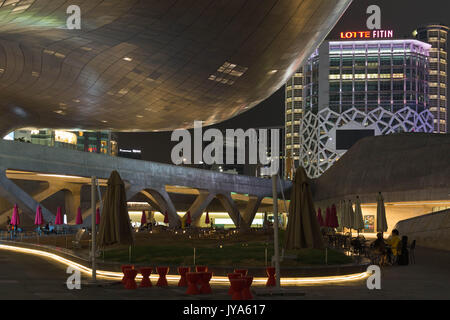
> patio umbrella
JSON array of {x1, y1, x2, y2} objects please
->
[
  {"x1": 376, "y1": 192, "x2": 388, "y2": 233},
  {"x1": 96, "y1": 208, "x2": 101, "y2": 225},
  {"x1": 347, "y1": 200, "x2": 355, "y2": 233},
  {"x1": 35, "y1": 205, "x2": 44, "y2": 226},
  {"x1": 284, "y1": 167, "x2": 323, "y2": 250},
  {"x1": 317, "y1": 208, "x2": 324, "y2": 227},
  {"x1": 163, "y1": 211, "x2": 169, "y2": 224},
  {"x1": 75, "y1": 207, "x2": 83, "y2": 225},
  {"x1": 11, "y1": 204, "x2": 20, "y2": 226},
  {"x1": 336, "y1": 200, "x2": 344, "y2": 231},
  {"x1": 205, "y1": 212, "x2": 210, "y2": 224},
  {"x1": 140, "y1": 210, "x2": 147, "y2": 226},
  {"x1": 55, "y1": 207, "x2": 63, "y2": 225},
  {"x1": 97, "y1": 170, "x2": 134, "y2": 247},
  {"x1": 353, "y1": 197, "x2": 364, "y2": 233},
  {"x1": 330, "y1": 204, "x2": 339, "y2": 228},
  {"x1": 340, "y1": 200, "x2": 347, "y2": 229}
]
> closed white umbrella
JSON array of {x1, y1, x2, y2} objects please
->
[
  {"x1": 342, "y1": 200, "x2": 349, "y2": 229},
  {"x1": 337, "y1": 200, "x2": 345, "y2": 230},
  {"x1": 354, "y1": 196, "x2": 365, "y2": 233},
  {"x1": 347, "y1": 199, "x2": 355, "y2": 232},
  {"x1": 376, "y1": 192, "x2": 388, "y2": 233}
]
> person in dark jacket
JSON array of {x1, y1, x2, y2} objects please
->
[
  {"x1": 371, "y1": 233, "x2": 387, "y2": 265},
  {"x1": 398, "y1": 236, "x2": 409, "y2": 266}
]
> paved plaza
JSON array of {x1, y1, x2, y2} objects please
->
[{"x1": 0, "y1": 246, "x2": 448, "y2": 300}]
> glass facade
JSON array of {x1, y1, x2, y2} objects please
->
[
  {"x1": 11, "y1": 129, "x2": 117, "y2": 155},
  {"x1": 327, "y1": 41, "x2": 429, "y2": 114},
  {"x1": 416, "y1": 24, "x2": 448, "y2": 133},
  {"x1": 285, "y1": 39, "x2": 432, "y2": 179}
]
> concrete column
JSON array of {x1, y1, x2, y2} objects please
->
[
  {"x1": 240, "y1": 195, "x2": 263, "y2": 229},
  {"x1": 64, "y1": 184, "x2": 82, "y2": 221},
  {"x1": 189, "y1": 191, "x2": 216, "y2": 227},
  {"x1": 0, "y1": 169, "x2": 55, "y2": 223},
  {"x1": 141, "y1": 188, "x2": 181, "y2": 228},
  {"x1": 140, "y1": 190, "x2": 163, "y2": 212},
  {"x1": 216, "y1": 193, "x2": 242, "y2": 228}
]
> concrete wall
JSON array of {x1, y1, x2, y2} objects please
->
[{"x1": 394, "y1": 209, "x2": 450, "y2": 251}]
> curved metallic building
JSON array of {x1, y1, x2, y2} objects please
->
[{"x1": 0, "y1": 0, "x2": 351, "y2": 134}]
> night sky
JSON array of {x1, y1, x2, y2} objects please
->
[{"x1": 117, "y1": 0, "x2": 450, "y2": 164}]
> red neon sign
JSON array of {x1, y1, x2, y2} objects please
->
[{"x1": 340, "y1": 30, "x2": 394, "y2": 39}]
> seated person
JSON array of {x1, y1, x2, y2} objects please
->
[
  {"x1": 42, "y1": 223, "x2": 50, "y2": 234},
  {"x1": 48, "y1": 222, "x2": 55, "y2": 233},
  {"x1": 386, "y1": 229, "x2": 401, "y2": 263},
  {"x1": 398, "y1": 236, "x2": 409, "y2": 266},
  {"x1": 370, "y1": 233, "x2": 387, "y2": 265}
]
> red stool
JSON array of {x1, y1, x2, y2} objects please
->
[
  {"x1": 178, "y1": 267, "x2": 190, "y2": 287},
  {"x1": 123, "y1": 268, "x2": 138, "y2": 290},
  {"x1": 156, "y1": 266, "x2": 169, "y2": 287},
  {"x1": 196, "y1": 265, "x2": 208, "y2": 272},
  {"x1": 121, "y1": 265, "x2": 133, "y2": 284},
  {"x1": 227, "y1": 273, "x2": 242, "y2": 295},
  {"x1": 234, "y1": 269, "x2": 248, "y2": 277},
  {"x1": 186, "y1": 272, "x2": 200, "y2": 295},
  {"x1": 242, "y1": 276, "x2": 254, "y2": 300},
  {"x1": 266, "y1": 267, "x2": 276, "y2": 287},
  {"x1": 199, "y1": 272, "x2": 213, "y2": 294},
  {"x1": 139, "y1": 267, "x2": 153, "y2": 288},
  {"x1": 229, "y1": 278, "x2": 245, "y2": 300}
]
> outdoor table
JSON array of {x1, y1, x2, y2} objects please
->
[
  {"x1": 185, "y1": 272, "x2": 200, "y2": 295},
  {"x1": 123, "y1": 268, "x2": 138, "y2": 290},
  {"x1": 139, "y1": 267, "x2": 153, "y2": 288},
  {"x1": 234, "y1": 269, "x2": 248, "y2": 277},
  {"x1": 121, "y1": 265, "x2": 134, "y2": 284},
  {"x1": 227, "y1": 273, "x2": 242, "y2": 295},
  {"x1": 241, "y1": 276, "x2": 254, "y2": 300},
  {"x1": 199, "y1": 272, "x2": 213, "y2": 294},
  {"x1": 266, "y1": 267, "x2": 276, "y2": 287},
  {"x1": 156, "y1": 266, "x2": 169, "y2": 287},
  {"x1": 177, "y1": 267, "x2": 190, "y2": 287},
  {"x1": 229, "y1": 278, "x2": 245, "y2": 300}
]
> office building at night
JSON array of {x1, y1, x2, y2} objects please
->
[
  {"x1": 415, "y1": 23, "x2": 448, "y2": 133},
  {"x1": 285, "y1": 38, "x2": 434, "y2": 178}
]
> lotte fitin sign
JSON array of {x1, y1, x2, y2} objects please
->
[{"x1": 340, "y1": 30, "x2": 394, "y2": 39}]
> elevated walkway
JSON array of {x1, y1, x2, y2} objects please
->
[{"x1": 0, "y1": 140, "x2": 291, "y2": 229}]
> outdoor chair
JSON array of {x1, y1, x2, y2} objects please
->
[
  {"x1": 71, "y1": 228, "x2": 86, "y2": 249},
  {"x1": 409, "y1": 240, "x2": 416, "y2": 264}
]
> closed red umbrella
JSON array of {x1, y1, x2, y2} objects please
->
[
  {"x1": 75, "y1": 207, "x2": 83, "y2": 225},
  {"x1": 12, "y1": 204, "x2": 20, "y2": 226},
  {"x1": 186, "y1": 211, "x2": 192, "y2": 225},
  {"x1": 55, "y1": 206, "x2": 63, "y2": 225},
  {"x1": 140, "y1": 210, "x2": 147, "y2": 226},
  {"x1": 35, "y1": 205, "x2": 44, "y2": 226},
  {"x1": 205, "y1": 212, "x2": 210, "y2": 224},
  {"x1": 163, "y1": 211, "x2": 169, "y2": 224},
  {"x1": 317, "y1": 208, "x2": 324, "y2": 227}
]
